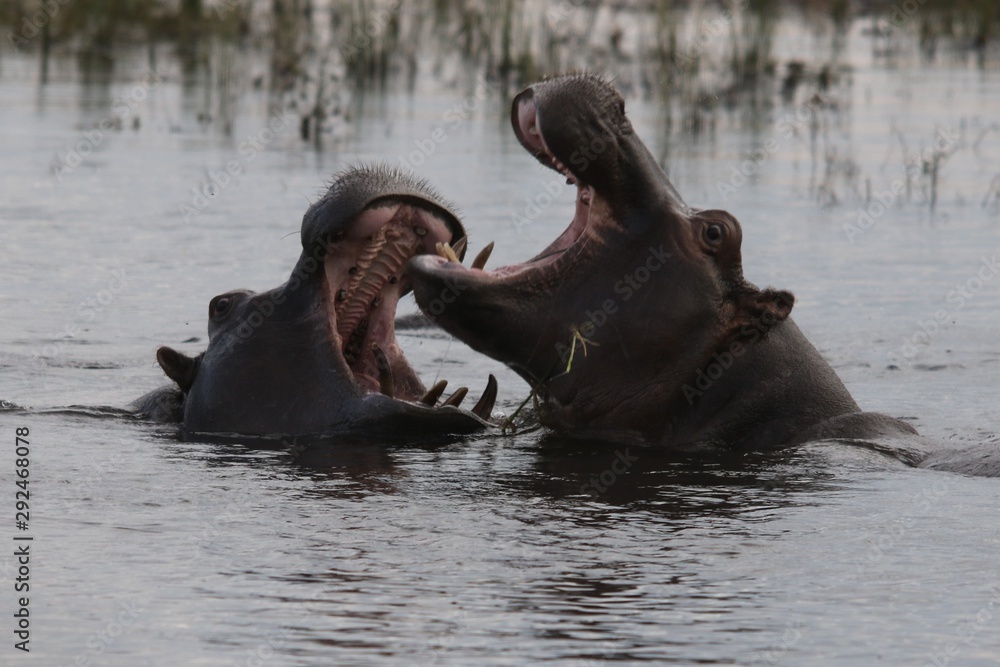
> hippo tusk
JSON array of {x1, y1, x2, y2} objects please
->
[
  {"x1": 419, "y1": 379, "x2": 448, "y2": 406},
  {"x1": 471, "y1": 242, "x2": 495, "y2": 271},
  {"x1": 442, "y1": 386, "x2": 468, "y2": 408},
  {"x1": 471, "y1": 374, "x2": 498, "y2": 420},
  {"x1": 436, "y1": 242, "x2": 461, "y2": 264}
]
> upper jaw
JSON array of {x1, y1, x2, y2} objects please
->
[{"x1": 511, "y1": 86, "x2": 591, "y2": 190}]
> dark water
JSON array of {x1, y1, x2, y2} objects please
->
[{"x1": 2, "y1": 25, "x2": 1000, "y2": 666}]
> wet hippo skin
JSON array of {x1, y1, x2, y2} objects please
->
[
  {"x1": 407, "y1": 73, "x2": 997, "y2": 474},
  {"x1": 133, "y1": 166, "x2": 496, "y2": 440}
]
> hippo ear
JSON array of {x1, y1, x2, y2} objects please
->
[
  {"x1": 156, "y1": 347, "x2": 200, "y2": 392},
  {"x1": 726, "y1": 288, "x2": 795, "y2": 341}
]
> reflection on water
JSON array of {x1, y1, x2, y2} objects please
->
[
  {"x1": 9, "y1": 0, "x2": 999, "y2": 150},
  {"x1": 2, "y1": 2, "x2": 1000, "y2": 665}
]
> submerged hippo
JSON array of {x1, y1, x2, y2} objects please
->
[
  {"x1": 408, "y1": 73, "x2": 993, "y2": 472},
  {"x1": 134, "y1": 166, "x2": 496, "y2": 440}
]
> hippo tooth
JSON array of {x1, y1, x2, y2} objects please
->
[
  {"x1": 471, "y1": 242, "x2": 494, "y2": 271},
  {"x1": 528, "y1": 125, "x2": 538, "y2": 135},
  {"x1": 471, "y1": 374, "x2": 498, "y2": 420},
  {"x1": 419, "y1": 379, "x2": 448, "y2": 406},
  {"x1": 452, "y1": 235, "x2": 467, "y2": 258},
  {"x1": 436, "y1": 242, "x2": 461, "y2": 264},
  {"x1": 371, "y1": 343, "x2": 394, "y2": 398},
  {"x1": 442, "y1": 386, "x2": 468, "y2": 408}
]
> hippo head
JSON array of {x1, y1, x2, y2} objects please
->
[
  {"x1": 408, "y1": 74, "x2": 794, "y2": 444},
  {"x1": 157, "y1": 165, "x2": 496, "y2": 439}
]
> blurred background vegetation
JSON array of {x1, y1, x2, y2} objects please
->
[{"x1": 2, "y1": 0, "x2": 997, "y2": 143}]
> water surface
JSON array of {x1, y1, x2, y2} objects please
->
[{"x1": 1, "y1": 24, "x2": 999, "y2": 666}]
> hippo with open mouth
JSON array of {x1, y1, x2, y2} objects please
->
[
  {"x1": 407, "y1": 73, "x2": 989, "y2": 467},
  {"x1": 135, "y1": 165, "x2": 496, "y2": 440}
]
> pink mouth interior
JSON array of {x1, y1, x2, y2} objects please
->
[
  {"x1": 486, "y1": 96, "x2": 596, "y2": 278},
  {"x1": 323, "y1": 203, "x2": 455, "y2": 398}
]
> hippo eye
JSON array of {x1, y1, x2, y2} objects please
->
[
  {"x1": 209, "y1": 295, "x2": 233, "y2": 319},
  {"x1": 704, "y1": 224, "x2": 724, "y2": 245}
]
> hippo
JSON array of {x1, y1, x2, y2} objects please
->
[
  {"x1": 132, "y1": 165, "x2": 496, "y2": 440},
  {"x1": 407, "y1": 73, "x2": 995, "y2": 473}
]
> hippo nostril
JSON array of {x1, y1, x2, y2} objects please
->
[
  {"x1": 210, "y1": 296, "x2": 232, "y2": 318},
  {"x1": 706, "y1": 224, "x2": 724, "y2": 243}
]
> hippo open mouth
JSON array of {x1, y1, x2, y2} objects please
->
[
  {"x1": 406, "y1": 73, "x2": 953, "y2": 460},
  {"x1": 322, "y1": 197, "x2": 462, "y2": 400},
  {"x1": 154, "y1": 166, "x2": 497, "y2": 438},
  {"x1": 304, "y1": 167, "x2": 498, "y2": 413},
  {"x1": 407, "y1": 74, "x2": 661, "y2": 387},
  {"x1": 423, "y1": 80, "x2": 621, "y2": 287},
  {"x1": 407, "y1": 74, "x2": 803, "y2": 445}
]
